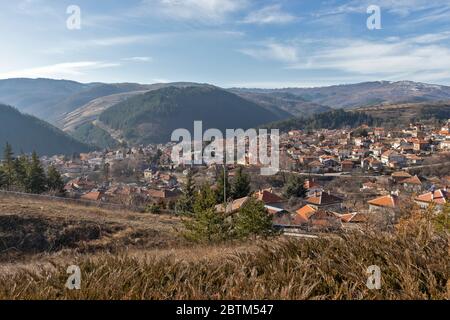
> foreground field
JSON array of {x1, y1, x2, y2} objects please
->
[{"x1": 0, "y1": 195, "x2": 448, "y2": 300}]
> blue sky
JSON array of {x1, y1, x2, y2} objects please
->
[{"x1": 0, "y1": 0, "x2": 450, "y2": 87}]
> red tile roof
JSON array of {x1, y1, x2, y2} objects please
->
[
  {"x1": 415, "y1": 189, "x2": 448, "y2": 205},
  {"x1": 368, "y1": 195, "x2": 398, "y2": 208}
]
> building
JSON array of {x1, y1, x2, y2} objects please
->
[
  {"x1": 305, "y1": 191, "x2": 343, "y2": 212},
  {"x1": 414, "y1": 189, "x2": 448, "y2": 209},
  {"x1": 368, "y1": 194, "x2": 399, "y2": 215}
]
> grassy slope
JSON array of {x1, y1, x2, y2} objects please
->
[{"x1": 0, "y1": 195, "x2": 447, "y2": 300}]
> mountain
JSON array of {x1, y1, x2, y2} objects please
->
[
  {"x1": 61, "y1": 82, "x2": 212, "y2": 131},
  {"x1": 0, "y1": 78, "x2": 152, "y2": 124},
  {"x1": 0, "y1": 104, "x2": 93, "y2": 156},
  {"x1": 232, "y1": 81, "x2": 450, "y2": 109},
  {"x1": 231, "y1": 90, "x2": 331, "y2": 117},
  {"x1": 97, "y1": 86, "x2": 286, "y2": 144},
  {"x1": 264, "y1": 109, "x2": 375, "y2": 132},
  {"x1": 353, "y1": 100, "x2": 450, "y2": 126}
]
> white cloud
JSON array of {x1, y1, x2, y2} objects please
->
[
  {"x1": 137, "y1": 0, "x2": 247, "y2": 23},
  {"x1": 122, "y1": 56, "x2": 153, "y2": 62},
  {"x1": 239, "y1": 41, "x2": 299, "y2": 63},
  {"x1": 0, "y1": 61, "x2": 120, "y2": 79},
  {"x1": 242, "y1": 5, "x2": 297, "y2": 25},
  {"x1": 288, "y1": 36, "x2": 450, "y2": 82}
]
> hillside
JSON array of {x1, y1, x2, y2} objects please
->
[
  {"x1": 0, "y1": 78, "x2": 152, "y2": 124},
  {"x1": 98, "y1": 86, "x2": 285, "y2": 144},
  {"x1": 233, "y1": 81, "x2": 450, "y2": 109},
  {"x1": 62, "y1": 82, "x2": 211, "y2": 132},
  {"x1": 232, "y1": 90, "x2": 331, "y2": 117},
  {"x1": 265, "y1": 109, "x2": 375, "y2": 132},
  {"x1": 0, "y1": 194, "x2": 446, "y2": 299},
  {"x1": 0, "y1": 104, "x2": 93, "y2": 156},
  {"x1": 353, "y1": 100, "x2": 450, "y2": 126}
]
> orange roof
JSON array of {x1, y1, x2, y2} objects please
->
[
  {"x1": 254, "y1": 189, "x2": 284, "y2": 204},
  {"x1": 340, "y1": 212, "x2": 367, "y2": 223},
  {"x1": 400, "y1": 175, "x2": 422, "y2": 185},
  {"x1": 392, "y1": 171, "x2": 412, "y2": 178},
  {"x1": 368, "y1": 195, "x2": 398, "y2": 208},
  {"x1": 415, "y1": 189, "x2": 448, "y2": 205},
  {"x1": 306, "y1": 192, "x2": 343, "y2": 206},
  {"x1": 295, "y1": 205, "x2": 317, "y2": 223},
  {"x1": 81, "y1": 191, "x2": 102, "y2": 201}
]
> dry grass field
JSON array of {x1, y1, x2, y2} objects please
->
[{"x1": 0, "y1": 194, "x2": 448, "y2": 300}]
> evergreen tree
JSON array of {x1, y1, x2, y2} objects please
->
[
  {"x1": 13, "y1": 155, "x2": 29, "y2": 191},
  {"x1": 47, "y1": 165, "x2": 64, "y2": 193},
  {"x1": 0, "y1": 167, "x2": 5, "y2": 189},
  {"x1": 283, "y1": 175, "x2": 307, "y2": 199},
  {"x1": 176, "y1": 169, "x2": 196, "y2": 215},
  {"x1": 234, "y1": 198, "x2": 274, "y2": 239},
  {"x1": 183, "y1": 184, "x2": 228, "y2": 243},
  {"x1": 2, "y1": 142, "x2": 14, "y2": 190},
  {"x1": 26, "y1": 151, "x2": 47, "y2": 194},
  {"x1": 231, "y1": 166, "x2": 251, "y2": 199},
  {"x1": 216, "y1": 167, "x2": 230, "y2": 204}
]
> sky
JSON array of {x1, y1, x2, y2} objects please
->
[{"x1": 0, "y1": 0, "x2": 450, "y2": 88}]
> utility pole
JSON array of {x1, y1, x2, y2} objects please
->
[{"x1": 223, "y1": 164, "x2": 227, "y2": 214}]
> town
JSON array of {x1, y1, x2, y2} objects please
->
[{"x1": 1, "y1": 119, "x2": 448, "y2": 236}]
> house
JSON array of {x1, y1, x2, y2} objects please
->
[
  {"x1": 254, "y1": 189, "x2": 285, "y2": 206},
  {"x1": 381, "y1": 150, "x2": 406, "y2": 167},
  {"x1": 305, "y1": 191, "x2": 343, "y2": 212},
  {"x1": 391, "y1": 171, "x2": 412, "y2": 183},
  {"x1": 361, "y1": 157, "x2": 382, "y2": 171},
  {"x1": 340, "y1": 160, "x2": 354, "y2": 172},
  {"x1": 368, "y1": 194, "x2": 399, "y2": 215},
  {"x1": 304, "y1": 179, "x2": 323, "y2": 196},
  {"x1": 293, "y1": 209, "x2": 342, "y2": 231},
  {"x1": 414, "y1": 189, "x2": 448, "y2": 209},
  {"x1": 399, "y1": 175, "x2": 423, "y2": 192},
  {"x1": 307, "y1": 160, "x2": 323, "y2": 173},
  {"x1": 215, "y1": 196, "x2": 251, "y2": 213},
  {"x1": 81, "y1": 190, "x2": 104, "y2": 201}
]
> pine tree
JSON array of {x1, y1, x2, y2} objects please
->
[
  {"x1": 47, "y1": 165, "x2": 64, "y2": 193},
  {"x1": 0, "y1": 167, "x2": 5, "y2": 189},
  {"x1": 283, "y1": 175, "x2": 307, "y2": 199},
  {"x1": 176, "y1": 169, "x2": 196, "y2": 215},
  {"x1": 26, "y1": 151, "x2": 47, "y2": 194},
  {"x1": 234, "y1": 198, "x2": 274, "y2": 239},
  {"x1": 183, "y1": 184, "x2": 228, "y2": 243},
  {"x1": 2, "y1": 142, "x2": 14, "y2": 190},
  {"x1": 231, "y1": 166, "x2": 251, "y2": 199},
  {"x1": 216, "y1": 167, "x2": 230, "y2": 204},
  {"x1": 13, "y1": 155, "x2": 29, "y2": 191}
]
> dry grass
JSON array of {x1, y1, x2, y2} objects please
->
[{"x1": 0, "y1": 195, "x2": 448, "y2": 300}]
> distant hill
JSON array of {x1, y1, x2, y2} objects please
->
[
  {"x1": 98, "y1": 86, "x2": 285, "y2": 144},
  {"x1": 0, "y1": 104, "x2": 93, "y2": 156},
  {"x1": 232, "y1": 81, "x2": 450, "y2": 109},
  {"x1": 264, "y1": 109, "x2": 375, "y2": 132},
  {"x1": 353, "y1": 100, "x2": 450, "y2": 126},
  {"x1": 232, "y1": 90, "x2": 331, "y2": 117},
  {"x1": 62, "y1": 82, "x2": 212, "y2": 131},
  {"x1": 0, "y1": 78, "x2": 153, "y2": 124}
]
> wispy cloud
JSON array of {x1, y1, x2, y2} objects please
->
[
  {"x1": 122, "y1": 56, "x2": 153, "y2": 62},
  {"x1": 242, "y1": 5, "x2": 298, "y2": 25},
  {"x1": 239, "y1": 41, "x2": 299, "y2": 63},
  {"x1": 288, "y1": 35, "x2": 450, "y2": 82},
  {"x1": 135, "y1": 0, "x2": 247, "y2": 23},
  {"x1": 0, "y1": 61, "x2": 120, "y2": 79}
]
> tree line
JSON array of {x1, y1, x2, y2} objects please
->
[{"x1": 0, "y1": 143, "x2": 64, "y2": 194}]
